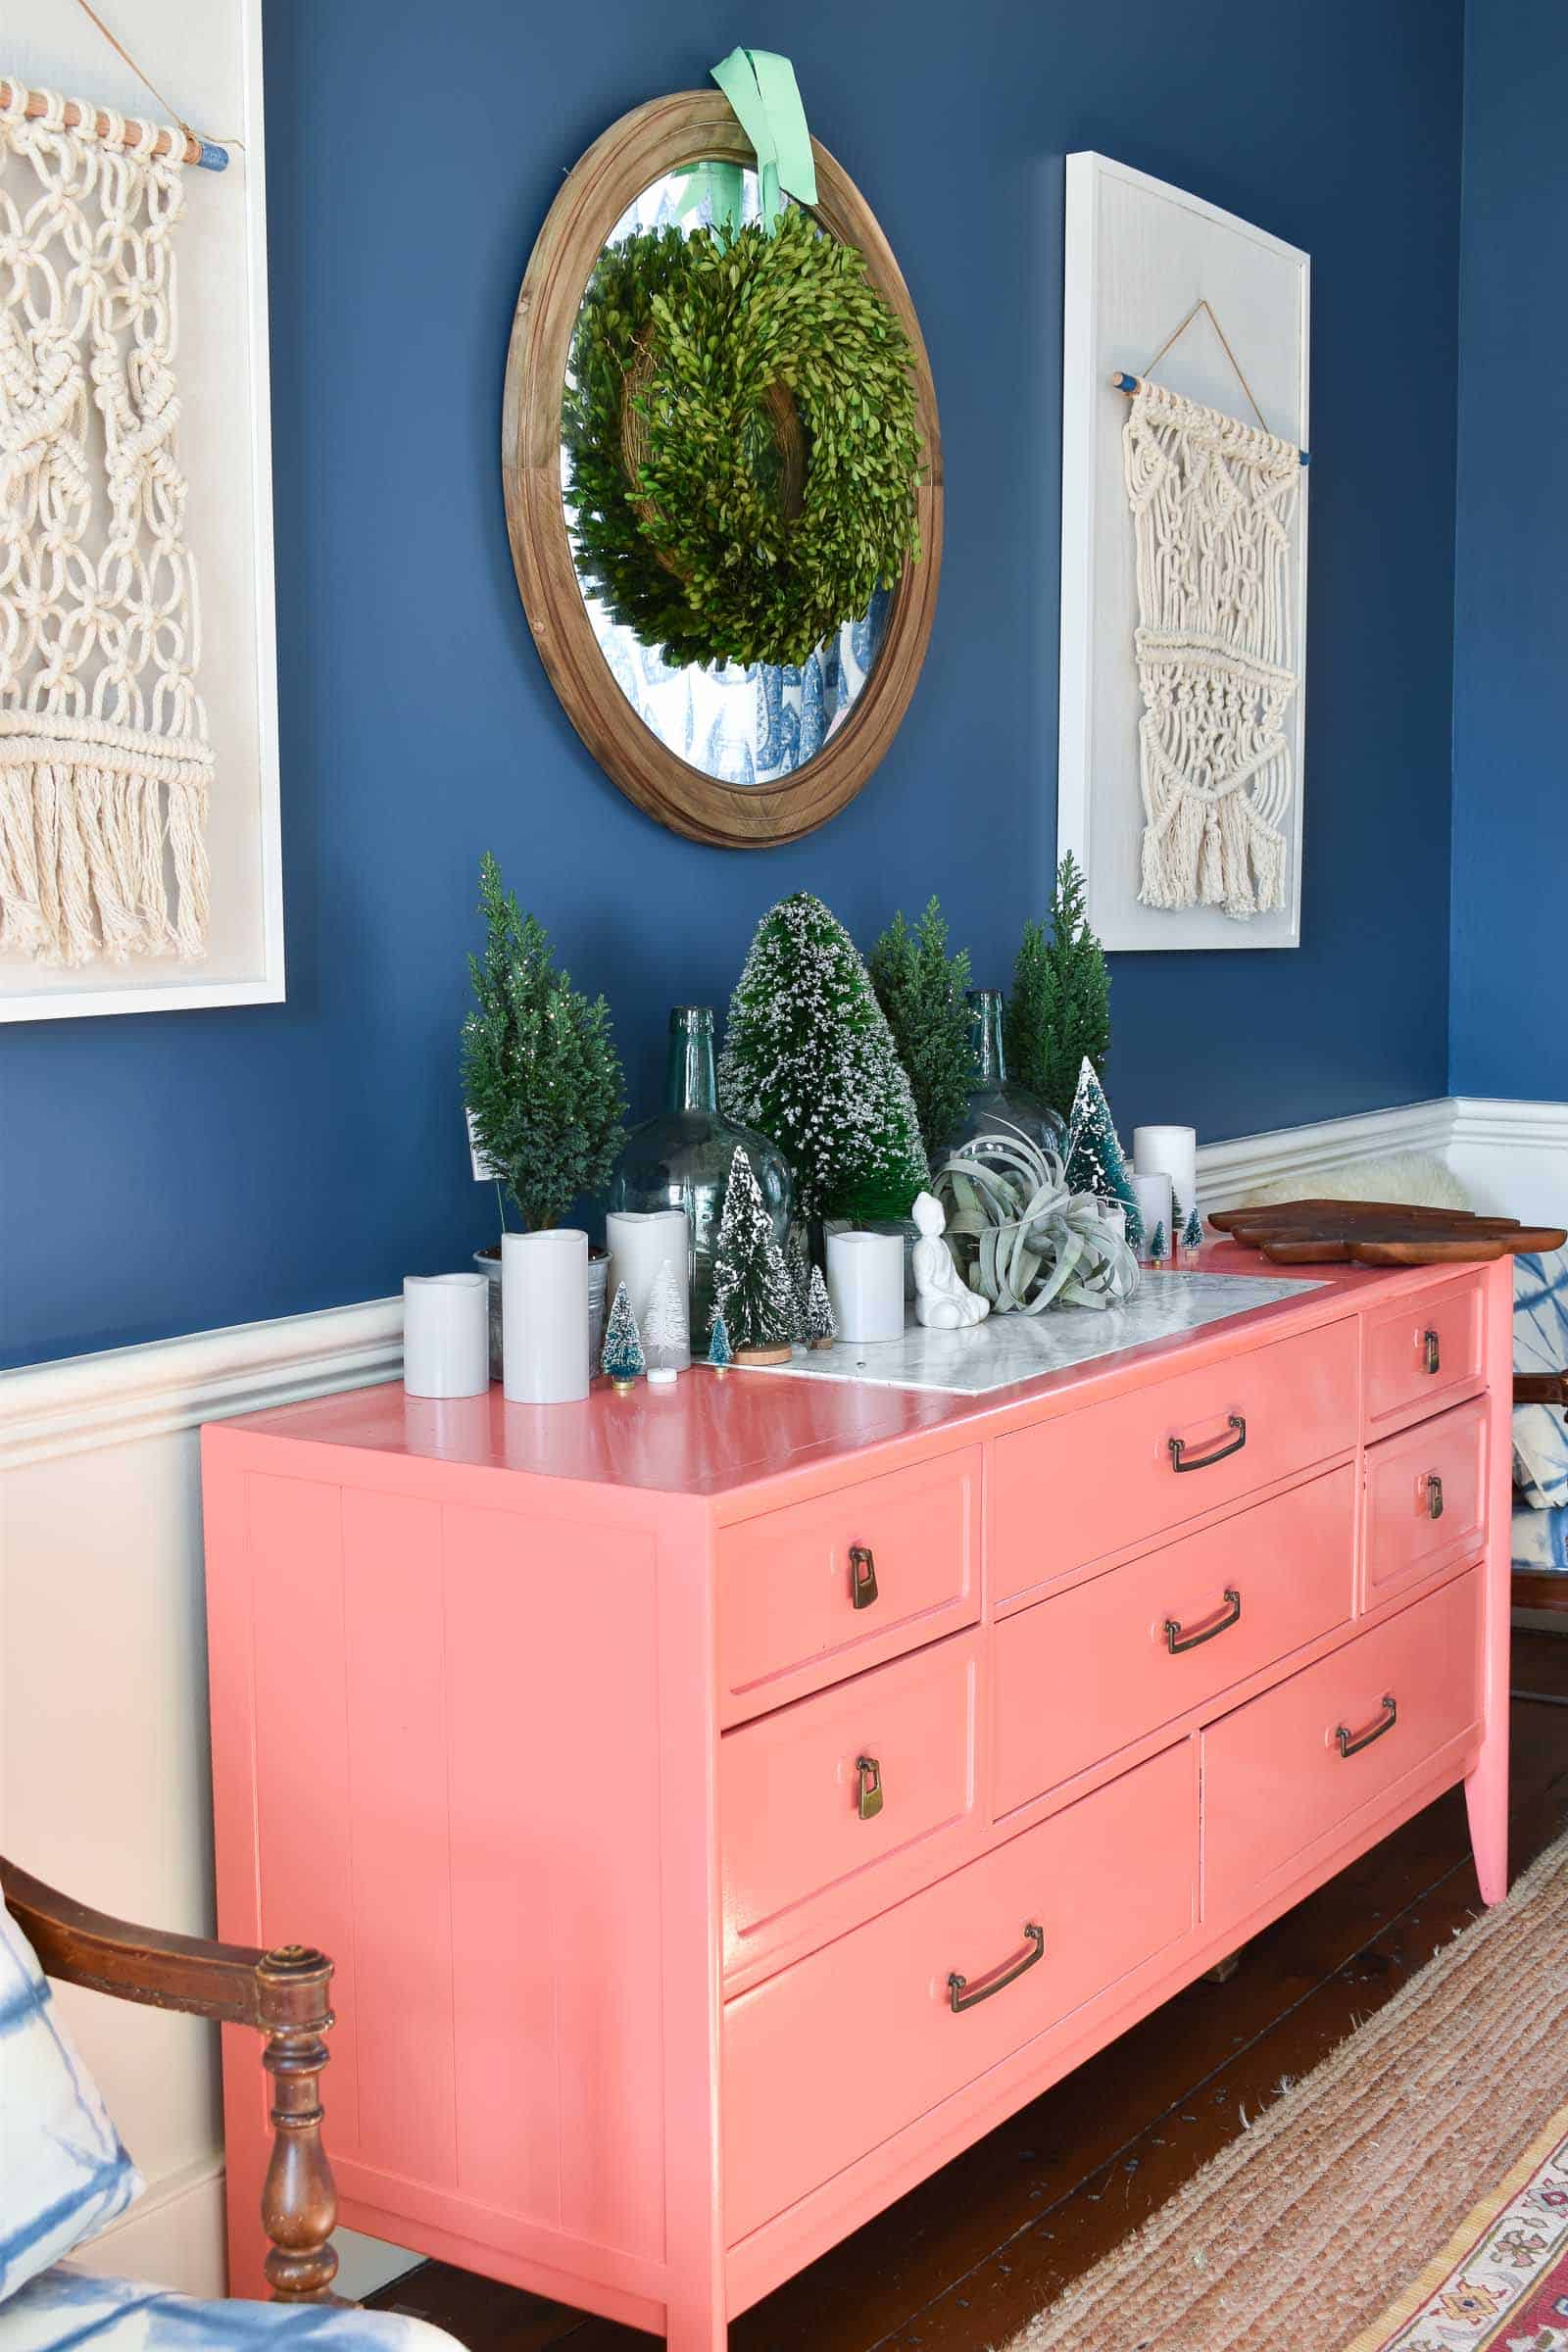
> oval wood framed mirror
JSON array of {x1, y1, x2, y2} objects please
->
[{"x1": 502, "y1": 92, "x2": 943, "y2": 849}]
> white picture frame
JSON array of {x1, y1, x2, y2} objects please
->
[
  {"x1": 1, "y1": 0, "x2": 282, "y2": 1021},
  {"x1": 1057, "y1": 152, "x2": 1310, "y2": 953}
]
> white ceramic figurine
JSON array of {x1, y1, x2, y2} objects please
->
[{"x1": 911, "y1": 1191, "x2": 991, "y2": 1329}]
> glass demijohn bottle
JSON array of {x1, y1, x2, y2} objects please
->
[
  {"x1": 609, "y1": 1007, "x2": 792, "y2": 1356},
  {"x1": 941, "y1": 988, "x2": 1066, "y2": 1166}
]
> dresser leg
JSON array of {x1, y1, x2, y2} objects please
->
[
  {"x1": 666, "y1": 2293, "x2": 728, "y2": 2352},
  {"x1": 1465, "y1": 1750, "x2": 1509, "y2": 1906}
]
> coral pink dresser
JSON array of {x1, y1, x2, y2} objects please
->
[{"x1": 202, "y1": 1246, "x2": 1514, "y2": 2342}]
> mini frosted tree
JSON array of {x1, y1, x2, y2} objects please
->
[
  {"x1": 1006, "y1": 854, "x2": 1111, "y2": 1130},
  {"x1": 719, "y1": 893, "x2": 928, "y2": 1227},
  {"x1": 713, "y1": 1145, "x2": 798, "y2": 1359},
  {"x1": 806, "y1": 1263, "x2": 837, "y2": 1349},
  {"x1": 1062, "y1": 1056, "x2": 1143, "y2": 1249},
  {"x1": 642, "y1": 1257, "x2": 689, "y2": 1374},
  {"x1": 866, "y1": 897, "x2": 972, "y2": 1160},
  {"x1": 708, "y1": 1308, "x2": 734, "y2": 1374},
  {"x1": 600, "y1": 1281, "x2": 646, "y2": 1393},
  {"x1": 785, "y1": 1228, "x2": 813, "y2": 1343},
  {"x1": 1182, "y1": 1200, "x2": 1204, "y2": 1254},
  {"x1": 1149, "y1": 1218, "x2": 1168, "y2": 1263}
]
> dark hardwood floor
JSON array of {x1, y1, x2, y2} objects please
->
[{"x1": 369, "y1": 1628, "x2": 1568, "y2": 2352}]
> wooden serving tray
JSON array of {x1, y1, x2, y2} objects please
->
[{"x1": 1207, "y1": 1200, "x2": 1567, "y2": 1266}]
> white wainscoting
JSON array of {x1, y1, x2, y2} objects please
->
[
  {"x1": 3, "y1": 1095, "x2": 1564, "y2": 2300},
  {"x1": 1448, "y1": 1098, "x2": 1568, "y2": 1226},
  {"x1": 0, "y1": 1298, "x2": 406, "y2": 2301}
]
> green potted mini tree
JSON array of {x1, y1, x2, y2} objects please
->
[
  {"x1": 866, "y1": 898, "x2": 973, "y2": 1163},
  {"x1": 462, "y1": 853, "x2": 625, "y2": 1376},
  {"x1": 1005, "y1": 853, "x2": 1111, "y2": 1130}
]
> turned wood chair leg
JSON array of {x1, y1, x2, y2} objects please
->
[{"x1": 257, "y1": 1944, "x2": 340, "y2": 2302}]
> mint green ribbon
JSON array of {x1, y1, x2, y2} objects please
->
[
  {"x1": 674, "y1": 160, "x2": 746, "y2": 234},
  {"x1": 710, "y1": 47, "x2": 817, "y2": 233}
]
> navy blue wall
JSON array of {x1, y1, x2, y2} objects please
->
[
  {"x1": 1449, "y1": 0, "x2": 1567, "y2": 1098},
  {"x1": 0, "y1": 0, "x2": 1465, "y2": 1369}
]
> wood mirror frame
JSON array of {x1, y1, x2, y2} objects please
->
[{"x1": 502, "y1": 93, "x2": 944, "y2": 850}]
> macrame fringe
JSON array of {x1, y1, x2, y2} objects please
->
[
  {"x1": 1, "y1": 86, "x2": 214, "y2": 970},
  {"x1": 1123, "y1": 378, "x2": 1300, "y2": 925},
  {"x1": 0, "y1": 754, "x2": 210, "y2": 966}
]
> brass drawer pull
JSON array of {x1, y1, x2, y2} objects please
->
[
  {"x1": 1164, "y1": 1588, "x2": 1243, "y2": 1655},
  {"x1": 849, "y1": 1544, "x2": 879, "y2": 1610},
  {"x1": 948, "y1": 1923, "x2": 1045, "y2": 2014},
  {"x1": 1169, "y1": 1414, "x2": 1247, "y2": 1474},
  {"x1": 1424, "y1": 1327, "x2": 1442, "y2": 1376},
  {"x1": 1427, "y1": 1472, "x2": 1445, "y2": 1521},
  {"x1": 1337, "y1": 1695, "x2": 1397, "y2": 1758},
  {"x1": 856, "y1": 1754, "x2": 883, "y2": 1822}
]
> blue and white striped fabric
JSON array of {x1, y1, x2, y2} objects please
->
[
  {"x1": 1, "y1": 1907, "x2": 142, "y2": 2302},
  {"x1": 1512, "y1": 1496, "x2": 1568, "y2": 1576},
  {"x1": 1513, "y1": 1250, "x2": 1568, "y2": 1512},
  {"x1": 0, "y1": 2270, "x2": 460, "y2": 2352}
]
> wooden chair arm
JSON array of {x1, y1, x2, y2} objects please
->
[
  {"x1": 2, "y1": 1856, "x2": 339, "y2": 2304},
  {"x1": 1515, "y1": 1371, "x2": 1568, "y2": 1408}
]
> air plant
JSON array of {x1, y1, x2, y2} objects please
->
[{"x1": 930, "y1": 1132, "x2": 1140, "y2": 1313}]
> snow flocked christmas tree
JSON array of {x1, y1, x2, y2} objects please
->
[
  {"x1": 641, "y1": 1256, "x2": 689, "y2": 1380},
  {"x1": 1062, "y1": 1056, "x2": 1144, "y2": 1250},
  {"x1": 601, "y1": 1281, "x2": 646, "y2": 1393},
  {"x1": 712, "y1": 1146, "x2": 798, "y2": 1363},
  {"x1": 806, "y1": 1263, "x2": 837, "y2": 1349},
  {"x1": 719, "y1": 893, "x2": 928, "y2": 1228}
]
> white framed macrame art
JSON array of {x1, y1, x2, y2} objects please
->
[
  {"x1": 1, "y1": 0, "x2": 280, "y2": 1021},
  {"x1": 1057, "y1": 152, "x2": 1310, "y2": 953}
]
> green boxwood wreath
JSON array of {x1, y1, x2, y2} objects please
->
[{"x1": 562, "y1": 206, "x2": 924, "y2": 673}]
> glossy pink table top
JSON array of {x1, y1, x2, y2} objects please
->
[{"x1": 227, "y1": 1249, "x2": 1419, "y2": 1503}]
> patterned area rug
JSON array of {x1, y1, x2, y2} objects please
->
[
  {"x1": 1346, "y1": 2107, "x2": 1568, "y2": 2351},
  {"x1": 1004, "y1": 1828, "x2": 1568, "y2": 2352}
]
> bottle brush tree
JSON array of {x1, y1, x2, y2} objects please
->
[
  {"x1": 866, "y1": 897, "x2": 972, "y2": 1161},
  {"x1": 600, "y1": 1281, "x2": 646, "y2": 1391},
  {"x1": 713, "y1": 1147, "x2": 798, "y2": 1356},
  {"x1": 1006, "y1": 853, "x2": 1111, "y2": 1129},
  {"x1": 719, "y1": 892, "x2": 928, "y2": 1227},
  {"x1": 1062, "y1": 1056, "x2": 1144, "y2": 1247},
  {"x1": 461, "y1": 852, "x2": 625, "y2": 1232},
  {"x1": 806, "y1": 1264, "x2": 837, "y2": 1348},
  {"x1": 708, "y1": 1307, "x2": 734, "y2": 1373},
  {"x1": 642, "y1": 1258, "x2": 689, "y2": 1371}
]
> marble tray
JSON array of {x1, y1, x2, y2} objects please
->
[{"x1": 752, "y1": 1269, "x2": 1323, "y2": 1397}]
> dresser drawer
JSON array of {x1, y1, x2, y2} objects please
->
[
  {"x1": 1203, "y1": 1570, "x2": 1482, "y2": 1917},
  {"x1": 994, "y1": 1465, "x2": 1355, "y2": 1813},
  {"x1": 992, "y1": 1318, "x2": 1358, "y2": 1604},
  {"x1": 1363, "y1": 1398, "x2": 1489, "y2": 1607},
  {"x1": 723, "y1": 1740, "x2": 1195, "y2": 2242},
  {"x1": 721, "y1": 1632, "x2": 980, "y2": 1980},
  {"x1": 1363, "y1": 1275, "x2": 1485, "y2": 1438},
  {"x1": 717, "y1": 1448, "x2": 981, "y2": 1725}
]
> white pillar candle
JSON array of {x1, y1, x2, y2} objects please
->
[
  {"x1": 403, "y1": 1272, "x2": 490, "y2": 1397},
  {"x1": 606, "y1": 1208, "x2": 691, "y2": 1371},
  {"x1": 1130, "y1": 1171, "x2": 1173, "y2": 1264},
  {"x1": 503, "y1": 1229, "x2": 589, "y2": 1404},
  {"x1": 826, "y1": 1229, "x2": 906, "y2": 1344},
  {"x1": 1133, "y1": 1126, "x2": 1199, "y2": 1241}
]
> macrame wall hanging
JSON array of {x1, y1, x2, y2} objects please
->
[
  {"x1": 1121, "y1": 314, "x2": 1303, "y2": 924},
  {"x1": 0, "y1": 81, "x2": 213, "y2": 965}
]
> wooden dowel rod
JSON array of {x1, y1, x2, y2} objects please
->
[
  {"x1": 0, "y1": 79, "x2": 226, "y2": 171},
  {"x1": 1108, "y1": 368, "x2": 1309, "y2": 466}
]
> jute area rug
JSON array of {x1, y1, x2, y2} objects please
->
[{"x1": 1005, "y1": 1828, "x2": 1568, "y2": 2352}]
